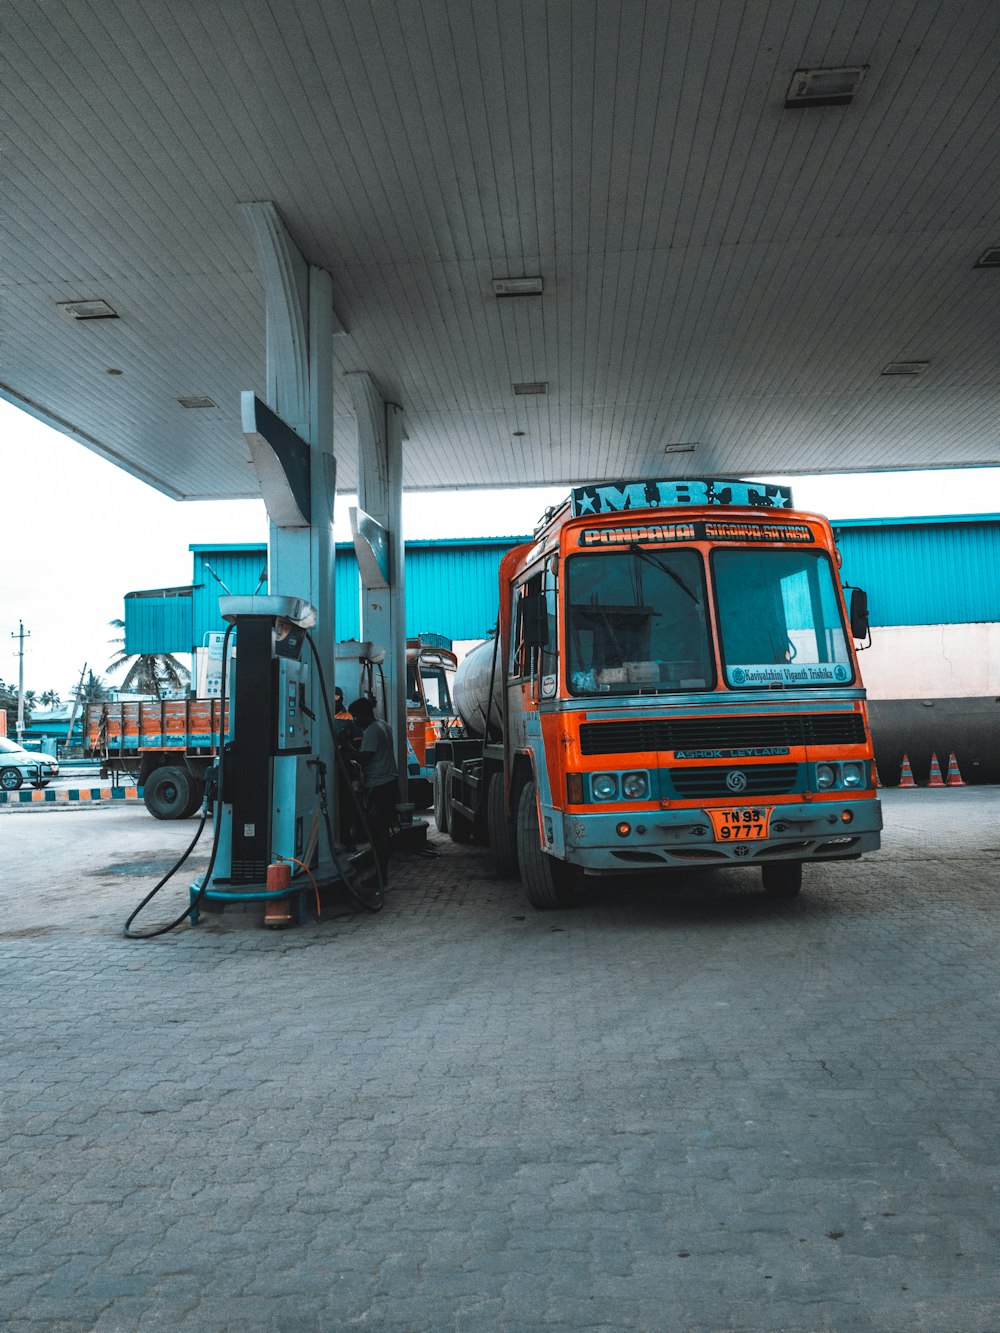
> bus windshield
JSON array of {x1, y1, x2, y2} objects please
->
[
  {"x1": 566, "y1": 549, "x2": 714, "y2": 694},
  {"x1": 712, "y1": 548, "x2": 854, "y2": 688}
]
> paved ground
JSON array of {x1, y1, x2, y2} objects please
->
[{"x1": 2, "y1": 790, "x2": 999, "y2": 1332}]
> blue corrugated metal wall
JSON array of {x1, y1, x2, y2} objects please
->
[
  {"x1": 126, "y1": 538, "x2": 526, "y2": 653},
  {"x1": 834, "y1": 518, "x2": 1000, "y2": 627},
  {"x1": 191, "y1": 546, "x2": 270, "y2": 641},
  {"x1": 124, "y1": 594, "x2": 194, "y2": 655},
  {"x1": 126, "y1": 518, "x2": 1000, "y2": 655},
  {"x1": 406, "y1": 540, "x2": 521, "y2": 640}
]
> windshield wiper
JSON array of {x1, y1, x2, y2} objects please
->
[{"x1": 628, "y1": 544, "x2": 699, "y2": 604}]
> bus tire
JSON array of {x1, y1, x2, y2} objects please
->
[
  {"x1": 433, "y1": 760, "x2": 452, "y2": 834},
  {"x1": 488, "y1": 771, "x2": 518, "y2": 879},
  {"x1": 762, "y1": 861, "x2": 803, "y2": 898},
  {"x1": 516, "y1": 780, "x2": 577, "y2": 910},
  {"x1": 144, "y1": 766, "x2": 196, "y2": 821}
]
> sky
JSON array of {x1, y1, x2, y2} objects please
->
[{"x1": 3, "y1": 397, "x2": 1000, "y2": 701}]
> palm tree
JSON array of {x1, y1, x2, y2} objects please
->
[
  {"x1": 107, "y1": 619, "x2": 190, "y2": 698},
  {"x1": 79, "y1": 671, "x2": 110, "y2": 705},
  {"x1": 39, "y1": 689, "x2": 61, "y2": 708}
]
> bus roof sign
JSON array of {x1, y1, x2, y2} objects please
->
[{"x1": 571, "y1": 478, "x2": 794, "y2": 517}]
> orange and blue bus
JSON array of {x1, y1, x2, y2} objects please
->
[{"x1": 442, "y1": 478, "x2": 881, "y2": 908}]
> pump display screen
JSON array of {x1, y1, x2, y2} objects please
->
[
  {"x1": 566, "y1": 549, "x2": 714, "y2": 694},
  {"x1": 712, "y1": 549, "x2": 854, "y2": 687}
]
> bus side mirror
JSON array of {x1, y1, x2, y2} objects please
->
[
  {"x1": 521, "y1": 594, "x2": 549, "y2": 648},
  {"x1": 849, "y1": 587, "x2": 870, "y2": 641}
]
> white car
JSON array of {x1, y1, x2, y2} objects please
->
[{"x1": 0, "y1": 737, "x2": 59, "y2": 790}]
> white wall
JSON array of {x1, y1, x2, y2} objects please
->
[{"x1": 858, "y1": 623, "x2": 1000, "y2": 699}]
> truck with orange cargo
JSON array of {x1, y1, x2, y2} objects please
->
[
  {"x1": 85, "y1": 637, "x2": 458, "y2": 818},
  {"x1": 434, "y1": 477, "x2": 881, "y2": 908}
]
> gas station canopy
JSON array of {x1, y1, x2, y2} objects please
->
[{"x1": 3, "y1": 0, "x2": 1000, "y2": 500}]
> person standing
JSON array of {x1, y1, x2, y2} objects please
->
[
  {"x1": 347, "y1": 697, "x2": 398, "y2": 885},
  {"x1": 333, "y1": 689, "x2": 363, "y2": 849}
]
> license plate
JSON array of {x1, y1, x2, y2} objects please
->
[{"x1": 709, "y1": 806, "x2": 771, "y2": 842}]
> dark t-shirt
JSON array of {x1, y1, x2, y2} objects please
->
[{"x1": 360, "y1": 718, "x2": 397, "y2": 788}]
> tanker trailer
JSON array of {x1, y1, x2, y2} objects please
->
[
  {"x1": 452, "y1": 637, "x2": 503, "y2": 741},
  {"x1": 430, "y1": 636, "x2": 519, "y2": 874}
]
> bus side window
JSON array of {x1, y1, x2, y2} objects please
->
[
  {"x1": 510, "y1": 575, "x2": 544, "y2": 680},
  {"x1": 540, "y1": 562, "x2": 558, "y2": 682},
  {"x1": 510, "y1": 586, "x2": 527, "y2": 678}
]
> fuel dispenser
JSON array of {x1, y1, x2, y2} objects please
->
[
  {"x1": 123, "y1": 591, "x2": 384, "y2": 939},
  {"x1": 186, "y1": 592, "x2": 387, "y2": 924},
  {"x1": 195, "y1": 594, "x2": 319, "y2": 906}
]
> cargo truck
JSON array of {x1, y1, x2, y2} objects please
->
[
  {"x1": 86, "y1": 638, "x2": 457, "y2": 818},
  {"x1": 434, "y1": 477, "x2": 881, "y2": 908}
]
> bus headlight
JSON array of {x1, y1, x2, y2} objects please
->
[
  {"x1": 841, "y1": 762, "x2": 864, "y2": 788},
  {"x1": 622, "y1": 772, "x2": 649, "y2": 799},
  {"x1": 592, "y1": 773, "x2": 618, "y2": 800},
  {"x1": 816, "y1": 763, "x2": 837, "y2": 789}
]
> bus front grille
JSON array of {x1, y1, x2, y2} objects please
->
[
  {"x1": 668, "y1": 764, "x2": 800, "y2": 797},
  {"x1": 580, "y1": 712, "x2": 865, "y2": 755}
]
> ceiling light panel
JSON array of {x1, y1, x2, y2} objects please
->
[
  {"x1": 785, "y1": 66, "x2": 867, "y2": 109},
  {"x1": 492, "y1": 276, "x2": 544, "y2": 296},
  {"x1": 58, "y1": 299, "x2": 118, "y2": 320},
  {"x1": 881, "y1": 362, "x2": 929, "y2": 376}
]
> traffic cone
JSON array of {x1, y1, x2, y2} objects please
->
[
  {"x1": 928, "y1": 752, "x2": 946, "y2": 788},
  {"x1": 898, "y1": 753, "x2": 916, "y2": 788},
  {"x1": 944, "y1": 752, "x2": 966, "y2": 787}
]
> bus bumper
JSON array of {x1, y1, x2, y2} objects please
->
[{"x1": 554, "y1": 798, "x2": 882, "y2": 874}]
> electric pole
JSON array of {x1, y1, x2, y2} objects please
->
[{"x1": 12, "y1": 619, "x2": 30, "y2": 743}]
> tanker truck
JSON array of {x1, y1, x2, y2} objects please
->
[{"x1": 433, "y1": 476, "x2": 882, "y2": 910}]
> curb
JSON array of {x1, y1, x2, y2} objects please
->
[{"x1": 0, "y1": 786, "x2": 141, "y2": 806}]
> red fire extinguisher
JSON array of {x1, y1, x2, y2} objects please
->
[{"x1": 263, "y1": 859, "x2": 294, "y2": 928}]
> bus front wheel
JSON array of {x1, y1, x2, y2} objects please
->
[
  {"x1": 761, "y1": 861, "x2": 803, "y2": 898},
  {"x1": 516, "y1": 780, "x2": 577, "y2": 910}
]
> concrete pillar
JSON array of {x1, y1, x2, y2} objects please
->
[
  {"x1": 240, "y1": 201, "x2": 337, "y2": 813},
  {"x1": 347, "y1": 372, "x2": 407, "y2": 800}
]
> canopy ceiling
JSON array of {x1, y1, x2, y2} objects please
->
[{"x1": 3, "y1": 0, "x2": 1000, "y2": 499}]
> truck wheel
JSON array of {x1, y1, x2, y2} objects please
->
[
  {"x1": 0, "y1": 767, "x2": 23, "y2": 791},
  {"x1": 182, "y1": 777, "x2": 206, "y2": 819},
  {"x1": 762, "y1": 861, "x2": 803, "y2": 898},
  {"x1": 144, "y1": 766, "x2": 196, "y2": 820},
  {"x1": 433, "y1": 760, "x2": 452, "y2": 834},
  {"x1": 488, "y1": 772, "x2": 518, "y2": 878},
  {"x1": 516, "y1": 780, "x2": 577, "y2": 910}
]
